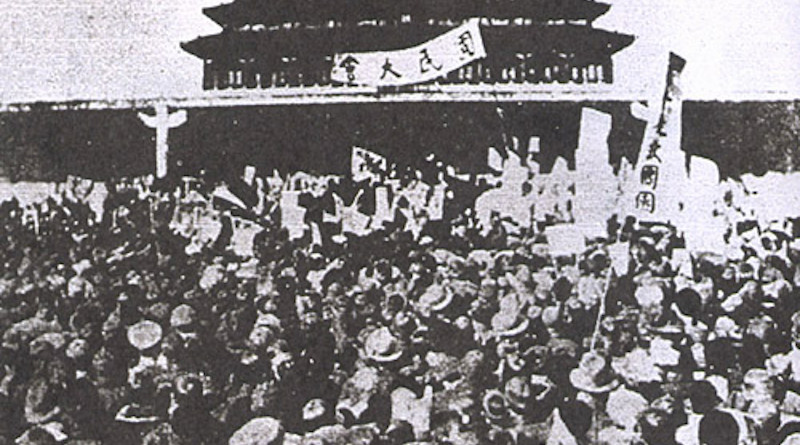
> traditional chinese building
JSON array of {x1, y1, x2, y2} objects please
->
[{"x1": 181, "y1": 0, "x2": 634, "y2": 91}]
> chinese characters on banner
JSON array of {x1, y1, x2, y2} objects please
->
[
  {"x1": 632, "y1": 53, "x2": 687, "y2": 220},
  {"x1": 331, "y1": 18, "x2": 486, "y2": 87}
]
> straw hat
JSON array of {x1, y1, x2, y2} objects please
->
[
  {"x1": 363, "y1": 327, "x2": 404, "y2": 363},
  {"x1": 175, "y1": 374, "x2": 203, "y2": 396},
  {"x1": 418, "y1": 284, "x2": 453, "y2": 313},
  {"x1": 302, "y1": 398, "x2": 329, "y2": 423},
  {"x1": 65, "y1": 338, "x2": 89, "y2": 360},
  {"x1": 635, "y1": 283, "x2": 664, "y2": 308},
  {"x1": 478, "y1": 278, "x2": 498, "y2": 300},
  {"x1": 742, "y1": 368, "x2": 775, "y2": 403},
  {"x1": 229, "y1": 416, "x2": 284, "y2": 445},
  {"x1": 384, "y1": 292, "x2": 408, "y2": 314},
  {"x1": 569, "y1": 351, "x2": 619, "y2": 393},
  {"x1": 763, "y1": 279, "x2": 791, "y2": 302},
  {"x1": 585, "y1": 248, "x2": 610, "y2": 273},
  {"x1": 391, "y1": 311, "x2": 418, "y2": 338},
  {"x1": 170, "y1": 304, "x2": 196, "y2": 329},
  {"x1": 541, "y1": 306, "x2": 561, "y2": 329},
  {"x1": 448, "y1": 279, "x2": 478, "y2": 300},
  {"x1": 491, "y1": 302, "x2": 530, "y2": 338},
  {"x1": 504, "y1": 376, "x2": 531, "y2": 413},
  {"x1": 127, "y1": 320, "x2": 163, "y2": 351},
  {"x1": 483, "y1": 390, "x2": 509, "y2": 421},
  {"x1": 606, "y1": 386, "x2": 648, "y2": 430},
  {"x1": 713, "y1": 316, "x2": 743, "y2": 340},
  {"x1": 29, "y1": 332, "x2": 67, "y2": 356}
]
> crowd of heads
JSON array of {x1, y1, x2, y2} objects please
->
[{"x1": 1, "y1": 172, "x2": 800, "y2": 445}]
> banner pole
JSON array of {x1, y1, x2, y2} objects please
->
[{"x1": 590, "y1": 266, "x2": 615, "y2": 352}]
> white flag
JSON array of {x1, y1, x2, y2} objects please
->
[{"x1": 351, "y1": 147, "x2": 388, "y2": 183}]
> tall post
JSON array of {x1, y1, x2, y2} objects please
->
[{"x1": 138, "y1": 103, "x2": 188, "y2": 179}]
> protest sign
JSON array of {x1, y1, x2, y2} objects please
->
[
  {"x1": 351, "y1": 147, "x2": 388, "y2": 183},
  {"x1": 280, "y1": 191, "x2": 307, "y2": 240},
  {"x1": 630, "y1": 53, "x2": 688, "y2": 223},
  {"x1": 545, "y1": 224, "x2": 587, "y2": 257}
]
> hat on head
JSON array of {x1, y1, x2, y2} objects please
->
[
  {"x1": 391, "y1": 311, "x2": 418, "y2": 338},
  {"x1": 170, "y1": 304, "x2": 196, "y2": 329},
  {"x1": 744, "y1": 314, "x2": 773, "y2": 339},
  {"x1": 302, "y1": 398, "x2": 328, "y2": 423},
  {"x1": 713, "y1": 316, "x2": 742, "y2": 340},
  {"x1": 504, "y1": 376, "x2": 531, "y2": 413},
  {"x1": 229, "y1": 416, "x2": 284, "y2": 445},
  {"x1": 763, "y1": 279, "x2": 790, "y2": 303},
  {"x1": 638, "y1": 235, "x2": 656, "y2": 249},
  {"x1": 65, "y1": 338, "x2": 89, "y2": 360},
  {"x1": 175, "y1": 374, "x2": 203, "y2": 396},
  {"x1": 649, "y1": 337, "x2": 680, "y2": 366},
  {"x1": 384, "y1": 292, "x2": 407, "y2": 313},
  {"x1": 478, "y1": 278, "x2": 498, "y2": 300},
  {"x1": 742, "y1": 368, "x2": 774, "y2": 403},
  {"x1": 635, "y1": 284, "x2": 664, "y2": 308},
  {"x1": 447, "y1": 256, "x2": 468, "y2": 274},
  {"x1": 569, "y1": 351, "x2": 619, "y2": 393},
  {"x1": 541, "y1": 306, "x2": 561, "y2": 328},
  {"x1": 526, "y1": 304, "x2": 543, "y2": 321},
  {"x1": 363, "y1": 327, "x2": 404, "y2": 363},
  {"x1": 145, "y1": 302, "x2": 171, "y2": 322},
  {"x1": 698, "y1": 410, "x2": 740, "y2": 445},
  {"x1": 71, "y1": 258, "x2": 92, "y2": 276},
  {"x1": 491, "y1": 306, "x2": 530, "y2": 338},
  {"x1": 418, "y1": 284, "x2": 453, "y2": 313},
  {"x1": 419, "y1": 235, "x2": 434, "y2": 247},
  {"x1": 127, "y1": 320, "x2": 163, "y2": 351},
  {"x1": 448, "y1": 279, "x2": 478, "y2": 300},
  {"x1": 606, "y1": 386, "x2": 648, "y2": 430},
  {"x1": 29, "y1": 332, "x2": 67, "y2": 356},
  {"x1": 255, "y1": 295, "x2": 279, "y2": 314},
  {"x1": 483, "y1": 390, "x2": 509, "y2": 422},
  {"x1": 586, "y1": 248, "x2": 610, "y2": 273},
  {"x1": 496, "y1": 276, "x2": 510, "y2": 289}
]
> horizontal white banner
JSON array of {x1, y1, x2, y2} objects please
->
[{"x1": 331, "y1": 18, "x2": 486, "y2": 87}]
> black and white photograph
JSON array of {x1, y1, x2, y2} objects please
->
[{"x1": 0, "y1": 0, "x2": 799, "y2": 444}]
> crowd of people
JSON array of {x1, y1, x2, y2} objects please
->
[{"x1": 1, "y1": 168, "x2": 800, "y2": 445}]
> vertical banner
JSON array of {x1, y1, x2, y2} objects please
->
[
  {"x1": 331, "y1": 18, "x2": 486, "y2": 87},
  {"x1": 630, "y1": 53, "x2": 687, "y2": 222}
]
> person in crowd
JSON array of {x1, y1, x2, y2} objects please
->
[{"x1": 1, "y1": 169, "x2": 800, "y2": 445}]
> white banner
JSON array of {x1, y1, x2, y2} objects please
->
[
  {"x1": 331, "y1": 18, "x2": 486, "y2": 87},
  {"x1": 630, "y1": 53, "x2": 687, "y2": 222}
]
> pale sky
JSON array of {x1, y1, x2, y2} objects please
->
[{"x1": 0, "y1": 0, "x2": 798, "y2": 103}]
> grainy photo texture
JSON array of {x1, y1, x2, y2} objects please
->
[{"x1": 0, "y1": 1, "x2": 798, "y2": 444}]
